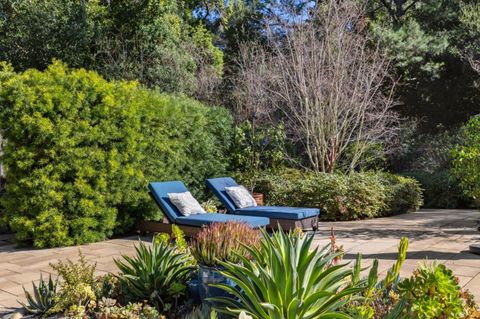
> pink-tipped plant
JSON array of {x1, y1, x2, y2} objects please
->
[{"x1": 190, "y1": 222, "x2": 261, "y2": 268}]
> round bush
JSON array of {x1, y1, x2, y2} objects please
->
[{"x1": 0, "y1": 61, "x2": 233, "y2": 247}]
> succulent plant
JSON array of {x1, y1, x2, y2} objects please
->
[
  {"x1": 19, "y1": 274, "x2": 57, "y2": 315},
  {"x1": 190, "y1": 222, "x2": 261, "y2": 267},
  {"x1": 210, "y1": 228, "x2": 364, "y2": 319},
  {"x1": 115, "y1": 240, "x2": 195, "y2": 311}
]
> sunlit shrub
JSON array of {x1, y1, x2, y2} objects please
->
[
  {"x1": 0, "y1": 61, "x2": 232, "y2": 247},
  {"x1": 239, "y1": 169, "x2": 422, "y2": 220}
]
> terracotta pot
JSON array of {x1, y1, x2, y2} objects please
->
[{"x1": 253, "y1": 193, "x2": 264, "y2": 206}]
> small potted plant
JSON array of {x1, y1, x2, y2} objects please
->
[{"x1": 190, "y1": 222, "x2": 261, "y2": 302}]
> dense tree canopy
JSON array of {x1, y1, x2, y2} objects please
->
[{"x1": 0, "y1": 0, "x2": 222, "y2": 94}]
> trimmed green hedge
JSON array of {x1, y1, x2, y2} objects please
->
[
  {"x1": 238, "y1": 169, "x2": 423, "y2": 220},
  {"x1": 0, "y1": 61, "x2": 232, "y2": 247}
]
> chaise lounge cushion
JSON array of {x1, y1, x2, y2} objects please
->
[
  {"x1": 167, "y1": 191, "x2": 206, "y2": 216},
  {"x1": 176, "y1": 213, "x2": 269, "y2": 228},
  {"x1": 235, "y1": 206, "x2": 320, "y2": 220},
  {"x1": 149, "y1": 180, "x2": 270, "y2": 228},
  {"x1": 225, "y1": 185, "x2": 257, "y2": 208}
]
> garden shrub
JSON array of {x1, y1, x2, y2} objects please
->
[
  {"x1": 452, "y1": 115, "x2": 480, "y2": 200},
  {"x1": 379, "y1": 172, "x2": 423, "y2": 214},
  {"x1": 0, "y1": 61, "x2": 233, "y2": 247},
  {"x1": 399, "y1": 263, "x2": 465, "y2": 319},
  {"x1": 408, "y1": 170, "x2": 470, "y2": 208},
  {"x1": 50, "y1": 252, "x2": 97, "y2": 313},
  {"x1": 238, "y1": 169, "x2": 422, "y2": 220}
]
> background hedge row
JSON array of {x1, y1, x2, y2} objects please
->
[
  {"x1": 0, "y1": 61, "x2": 232, "y2": 247},
  {"x1": 0, "y1": 61, "x2": 425, "y2": 248},
  {"x1": 238, "y1": 169, "x2": 423, "y2": 220}
]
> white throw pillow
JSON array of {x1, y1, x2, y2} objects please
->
[
  {"x1": 225, "y1": 185, "x2": 257, "y2": 208},
  {"x1": 167, "y1": 192, "x2": 206, "y2": 216}
]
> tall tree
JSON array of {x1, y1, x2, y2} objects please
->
[
  {"x1": 0, "y1": 0, "x2": 222, "y2": 95},
  {"x1": 232, "y1": 0, "x2": 397, "y2": 172},
  {"x1": 371, "y1": 0, "x2": 480, "y2": 130}
]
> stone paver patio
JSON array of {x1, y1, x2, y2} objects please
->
[{"x1": 0, "y1": 209, "x2": 479, "y2": 314}]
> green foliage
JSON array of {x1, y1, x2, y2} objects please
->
[
  {"x1": 399, "y1": 263, "x2": 464, "y2": 319},
  {"x1": 239, "y1": 169, "x2": 422, "y2": 220},
  {"x1": 380, "y1": 173, "x2": 423, "y2": 214},
  {"x1": 345, "y1": 238, "x2": 409, "y2": 319},
  {"x1": 184, "y1": 304, "x2": 218, "y2": 319},
  {"x1": 114, "y1": 240, "x2": 195, "y2": 312},
  {"x1": 140, "y1": 93, "x2": 233, "y2": 202},
  {"x1": 371, "y1": 0, "x2": 480, "y2": 129},
  {"x1": 452, "y1": 115, "x2": 480, "y2": 200},
  {"x1": 0, "y1": 61, "x2": 146, "y2": 247},
  {"x1": 0, "y1": 0, "x2": 222, "y2": 95},
  {"x1": 230, "y1": 121, "x2": 288, "y2": 173},
  {"x1": 373, "y1": 19, "x2": 448, "y2": 79},
  {"x1": 210, "y1": 228, "x2": 362, "y2": 318},
  {"x1": 93, "y1": 274, "x2": 119, "y2": 301},
  {"x1": 153, "y1": 224, "x2": 188, "y2": 253},
  {"x1": 408, "y1": 171, "x2": 469, "y2": 208},
  {"x1": 391, "y1": 125, "x2": 470, "y2": 208},
  {"x1": 0, "y1": 62, "x2": 233, "y2": 247},
  {"x1": 339, "y1": 142, "x2": 387, "y2": 172},
  {"x1": 190, "y1": 222, "x2": 261, "y2": 267},
  {"x1": 50, "y1": 252, "x2": 97, "y2": 312},
  {"x1": 92, "y1": 298, "x2": 160, "y2": 319},
  {"x1": 20, "y1": 274, "x2": 58, "y2": 316}
]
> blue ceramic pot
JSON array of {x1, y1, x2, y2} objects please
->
[{"x1": 198, "y1": 265, "x2": 235, "y2": 302}]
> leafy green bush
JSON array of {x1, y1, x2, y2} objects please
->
[
  {"x1": 50, "y1": 252, "x2": 97, "y2": 313},
  {"x1": 238, "y1": 169, "x2": 422, "y2": 220},
  {"x1": 408, "y1": 170, "x2": 470, "y2": 208},
  {"x1": 154, "y1": 224, "x2": 188, "y2": 253},
  {"x1": 115, "y1": 240, "x2": 195, "y2": 312},
  {"x1": 452, "y1": 115, "x2": 480, "y2": 200},
  {"x1": 380, "y1": 173, "x2": 423, "y2": 214},
  {"x1": 0, "y1": 0, "x2": 222, "y2": 95},
  {"x1": 0, "y1": 61, "x2": 233, "y2": 247},
  {"x1": 230, "y1": 121, "x2": 288, "y2": 173},
  {"x1": 399, "y1": 263, "x2": 465, "y2": 319},
  {"x1": 210, "y1": 228, "x2": 363, "y2": 318}
]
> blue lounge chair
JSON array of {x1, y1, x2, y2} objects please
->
[
  {"x1": 138, "y1": 181, "x2": 270, "y2": 237},
  {"x1": 206, "y1": 177, "x2": 320, "y2": 231}
]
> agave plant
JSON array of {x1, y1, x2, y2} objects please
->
[
  {"x1": 210, "y1": 228, "x2": 364, "y2": 319},
  {"x1": 115, "y1": 240, "x2": 195, "y2": 311},
  {"x1": 19, "y1": 274, "x2": 57, "y2": 315}
]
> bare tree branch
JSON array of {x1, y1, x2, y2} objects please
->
[{"x1": 230, "y1": 0, "x2": 398, "y2": 172}]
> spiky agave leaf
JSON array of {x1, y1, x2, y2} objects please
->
[
  {"x1": 19, "y1": 274, "x2": 57, "y2": 315},
  {"x1": 114, "y1": 240, "x2": 195, "y2": 311},
  {"x1": 209, "y1": 227, "x2": 363, "y2": 319}
]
